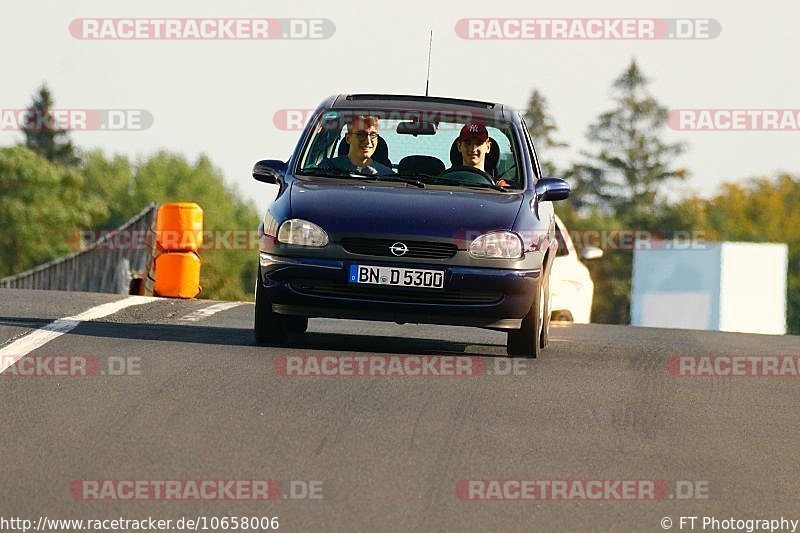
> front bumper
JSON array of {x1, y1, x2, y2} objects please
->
[{"x1": 258, "y1": 252, "x2": 540, "y2": 330}]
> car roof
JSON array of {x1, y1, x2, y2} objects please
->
[{"x1": 328, "y1": 94, "x2": 513, "y2": 121}]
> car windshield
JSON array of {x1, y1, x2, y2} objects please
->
[{"x1": 296, "y1": 108, "x2": 523, "y2": 190}]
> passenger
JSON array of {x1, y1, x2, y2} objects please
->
[
  {"x1": 450, "y1": 121, "x2": 510, "y2": 187},
  {"x1": 319, "y1": 115, "x2": 394, "y2": 176}
]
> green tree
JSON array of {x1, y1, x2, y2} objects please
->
[
  {"x1": 84, "y1": 150, "x2": 261, "y2": 301},
  {"x1": 519, "y1": 89, "x2": 587, "y2": 228},
  {"x1": 21, "y1": 84, "x2": 79, "y2": 166},
  {"x1": 0, "y1": 147, "x2": 104, "y2": 277},
  {"x1": 523, "y1": 89, "x2": 567, "y2": 178},
  {"x1": 567, "y1": 60, "x2": 687, "y2": 226},
  {"x1": 563, "y1": 60, "x2": 689, "y2": 324},
  {"x1": 136, "y1": 151, "x2": 260, "y2": 301}
]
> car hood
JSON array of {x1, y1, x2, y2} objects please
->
[{"x1": 289, "y1": 179, "x2": 525, "y2": 243}]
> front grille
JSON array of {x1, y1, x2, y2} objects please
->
[
  {"x1": 340, "y1": 238, "x2": 457, "y2": 259},
  {"x1": 290, "y1": 278, "x2": 502, "y2": 304}
]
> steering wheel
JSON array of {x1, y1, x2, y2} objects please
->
[
  {"x1": 495, "y1": 163, "x2": 517, "y2": 180},
  {"x1": 438, "y1": 166, "x2": 496, "y2": 186}
]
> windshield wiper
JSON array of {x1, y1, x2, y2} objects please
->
[
  {"x1": 300, "y1": 168, "x2": 426, "y2": 188},
  {"x1": 372, "y1": 176, "x2": 426, "y2": 188},
  {"x1": 299, "y1": 167, "x2": 365, "y2": 179},
  {"x1": 301, "y1": 167, "x2": 507, "y2": 190},
  {"x1": 397, "y1": 172, "x2": 439, "y2": 180},
  {"x1": 425, "y1": 175, "x2": 509, "y2": 192},
  {"x1": 459, "y1": 183, "x2": 509, "y2": 192}
]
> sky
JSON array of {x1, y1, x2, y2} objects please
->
[{"x1": 2, "y1": 0, "x2": 798, "y2": 214}]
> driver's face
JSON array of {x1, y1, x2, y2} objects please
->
[
  {"x1": 346, "y1": 121, "x2": 379, "y2": 161},
  {"x1": 457, "y1": 138, "x2": 491, "y2": 169}
]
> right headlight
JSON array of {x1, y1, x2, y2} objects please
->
[
  {"x1": 277, "y1": 219, "x2": 329, "y2": 247},
  {"x1": 469, "y1": 231, "x2": 524, "y2": 259}
]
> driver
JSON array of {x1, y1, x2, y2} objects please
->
[
  {"x1": 318, "y1": 115, "x2": 394, "y2": 176},
  {"x1": 450, "y1": 121, "x2": 510, "y2": 187}
]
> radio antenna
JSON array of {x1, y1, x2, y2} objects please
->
[{"x1": 425, "y1": 30, "x2": 433, "y2": 96}]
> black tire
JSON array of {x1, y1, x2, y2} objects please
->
[
  {"x1": 254, "y1": 276, "x2": 287, "y2": 345},
  {"x1": 507, "y1": 275, "x2": 545, "y2": 358},
  {"x1": 283, "y1": 316, "x2": 309, "y2": 335},
  {"x1": 551, "y1": 311, "x2": 573, "y2": 323},
  {"x1": 540, "y1": 272, "x2": 551, "y2": 349}
]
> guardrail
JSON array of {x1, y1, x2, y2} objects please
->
[{"x1": 0, "y1": 203, "x2": 157, "y2": 294}]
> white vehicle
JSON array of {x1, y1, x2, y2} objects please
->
[{"x1": 550, "y1": 216, "x2": 603, "y2": 323}]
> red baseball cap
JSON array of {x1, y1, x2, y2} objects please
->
[{"x1": 458, "y1": 121, "x2": 489, "y2": 143}]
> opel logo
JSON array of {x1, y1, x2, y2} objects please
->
[{"x1": 390, "y1": 242, "x2": 408, "y2": 256}]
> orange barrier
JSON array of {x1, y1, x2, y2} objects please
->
[
  {"x1": 153, "y1": 252, "x2": 201, "y2": 298},
  {"x1": 155, "y1": 202, "x2": 203, "y2": 252},
  {"x1": 152, "y1": 203, "x2": 203, "y2": 298}
]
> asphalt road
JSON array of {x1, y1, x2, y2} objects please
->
[{"x1": 1, "y1": 288, "x2": 799, "y2": 533}]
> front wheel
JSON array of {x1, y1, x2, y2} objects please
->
[
  {"x1": 254, "y1": 275, "x2": 287, "y2": 345},
  {"x1": 283, "y1": 316, "x2": 309, "y2": 335},
  {"x1": 506, "y1": 274, "x2": 546, "y2": 358}
]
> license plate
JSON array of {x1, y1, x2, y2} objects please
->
[{"x1": 348, "y1": 265, "x2": 444, "y2": 289}]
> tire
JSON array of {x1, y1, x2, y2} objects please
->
[
  {"x1": 551, "y1": 310, "x2": 573, "y2": 323},
  {"x1": 283, "y1": 316, "x2": 309, "y2": 335},
  {"x1": 539, "y1": 272, "x2": 551, "y2": 349},
  {"x1": 506, "y1": 274, "x2": 545, "y2": 358},
  {"x1": 254, "y1": 275, "x2": 288, "y2": 345}
]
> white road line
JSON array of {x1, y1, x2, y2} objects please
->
[
  {"x1": 0, "y1": 295, "x2": 159, "y2": 375},
  {"x1": 179, "y1": 301, "x2": 245, "y2": 322}
]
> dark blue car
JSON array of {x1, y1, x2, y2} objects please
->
[{"x1": 253, "y1": 94, "x2": 569, "y2": 357}]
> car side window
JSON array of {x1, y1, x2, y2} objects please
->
[
  {"x1": 555, "y1": 222, "x2": 571, "y2": 257},
  {"x1": 300, "y1": 119, "x2": 339, "y2": 167},
  {"x1": 519, "y1": 116, "x2": 540, "y2": 183},
  {"x1": 488, "y1": 128, "x2": 519, "y2": 185}
]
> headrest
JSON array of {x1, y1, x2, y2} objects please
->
[{"x1": 398, "y1": 155, "x2": 446, "y2": 177}]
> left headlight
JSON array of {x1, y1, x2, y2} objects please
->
[
  {"x1": 277, "y1": 219, "x2": 329, "y2": 247},
  {"x1": 469, "y1": 231, "x2": 523, "y2": 259}
]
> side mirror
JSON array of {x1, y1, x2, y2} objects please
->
[
  {"x1": 253, "y1": 160, "x2": 287, "y2": 184},
  {"x1": 534, "y1": 178, "x2": 570, "y2": 201},
  {"x1": 581, "y1": 246, "x2": 604, "y2": 260}
]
